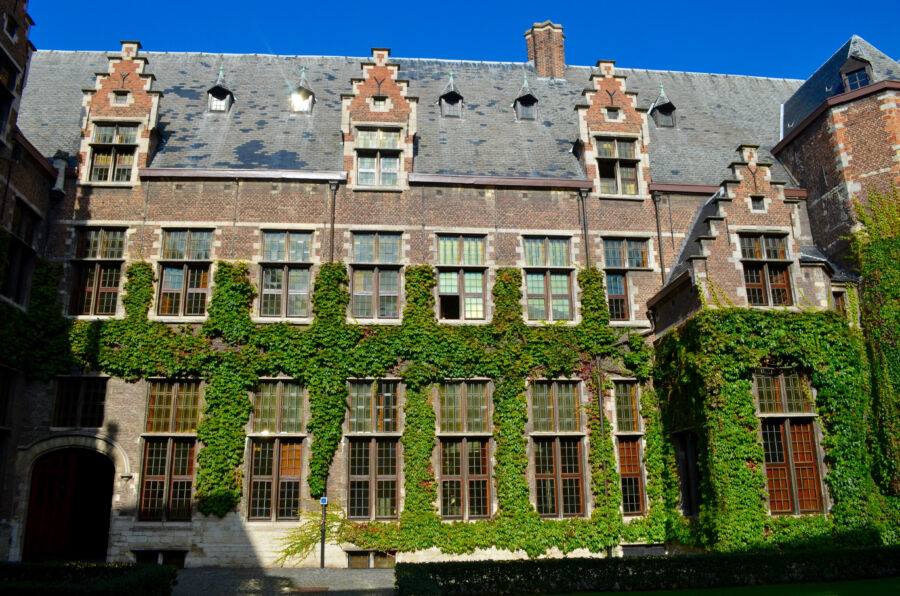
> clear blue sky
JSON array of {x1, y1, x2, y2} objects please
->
[{"x1": 27, "y1": 0, "x2": 899, "y2": 80}]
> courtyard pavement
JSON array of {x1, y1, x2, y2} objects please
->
[{"x1": 173, "y1": 568, "x2": 396, "y2": 595}]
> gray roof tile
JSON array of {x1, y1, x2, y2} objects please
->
[
  {"x1": 19, "y1": 50, "x2": 803, "y2": 185},
  {"x1": 784, "y1": 36, "x2": 900, "y2": 135}
]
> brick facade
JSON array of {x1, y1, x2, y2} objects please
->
[{"x1": 2, "y1": 18, "x2": 898, "y2": 567}]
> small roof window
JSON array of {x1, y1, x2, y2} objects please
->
[
  {"x1": 649, "y1": 83, "x2": 675, "y2": 128},
  {"x1": 439, "y1": 70, "x2": 463, "y2": 118},
  {"x1": 290, "y1": 66, "x2": 315, "y2": 113},
  {"x1": 207, "y1": 65, "x2": 234, "y2": 113},
  {"x1": 513, "y1": 72, "x2": 538, "y2": 121}
]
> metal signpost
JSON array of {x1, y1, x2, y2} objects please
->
[{"x1": 320, "y1": 496, "x2": 327, "y2": 568}]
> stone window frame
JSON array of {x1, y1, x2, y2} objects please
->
[
  {"x1": 435, "y1": 380, "x2": 493, "y2": 521},
  {"x1": 595, "y1": 136, "x2": 641, "y2": 196},
  {"x1": 346, "y1": 379, "x2": 403, "y2": 521},
  {"x1": 522, "y1": 236, "x2": 575, "y2": 323},
  {"x1": 138, "y1": 379, "x2": 203, "y2": 522},
  {"x1": 69, "y1": 227, "x2": 127, "y2": 317},
  {"x1": 87, "y1": 123, "x2": 139, "y2": 184},
  {"x1": 247, "y1": 379, "x2": 307, "y2": 521},
  {"x1": 259, "y1": 230, "x2": 314, "y2": 319},
  {"x1": 602, "y1": 236, "x2": 651, "y2": 322},
  {"x1": 157, "y1": 228, "x2": 214, "y2": 318},
  {"x1": 347, "y1": 550, "x2": 396, "y2": 568},
  {"x1": 349, "y1": 231, "x2": 402, "y2": 321},
  {"x1": 354, "y1": 127, "x2": 402, "y2": 189},
  {"x1": 1, "y1": 197, "x2": 39, "y2": 307},
  {"x1": 436, "y1": 234, "x2": 487, "y2": 322},
  {"x1": 612, "y1": 379, "x2": 646, "y2": 516},
  {"x1": 752, "y1": 368, "x2": 826, "y2": 515},
  {"x1": 527, "y1": 379, "x2": 586, "y2": 519},
  {"x1": 52, "y1": 376, "x2": 108, "y2": 429},
  {"x1": 738, "y1": 233, "x2": 794, "y2": 307}
]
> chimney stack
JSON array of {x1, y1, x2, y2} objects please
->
[{"x1": 525, "y1": 22, "x2": 566, "y2": 79}]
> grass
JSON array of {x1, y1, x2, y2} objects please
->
[{"x1": 552, "y1": 576, "x2": 900, "y2": 595}]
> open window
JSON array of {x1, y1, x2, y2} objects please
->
[
  {"x1": 440, "y1": 90, "x2": 463, "y2": 118},
  {"x1": 515, "y1": 94, "x2": 537, "y2": 120}
]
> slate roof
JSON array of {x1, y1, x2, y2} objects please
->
[
  {"x1": 783, "y1": 36, "x2": 900, "y2": 135},
  {"x1": 19, "y1": 50, "x2": 802, "y2": 185}
]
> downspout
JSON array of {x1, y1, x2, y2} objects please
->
[
  {"x1": 139, "y1": 178, "x2": 151, "y2": 259},
  {"x1": 578, "y1": 188, "x2": 591, "y2": 269},
  {"x1": 652, "y1": 192, "x2": 666, "y2": 284},
  {"x1": 230, "y1": 178, "x2": 239, "y2": 258},
  {"x1": 328, "y1": 180, "x2": 338, "y2": 262}
]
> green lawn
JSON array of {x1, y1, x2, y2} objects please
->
[{"x1": 552, "y1": 576, "x2": 900, "y2": 595}]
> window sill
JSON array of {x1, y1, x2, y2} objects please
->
[
  {"x1": 604, "y1": 267, "x2": 655, "y2": 272},
  {"x1": 596, "y1": 193, "x2": 645, "y2": 202},
  {"x1": 247, "y1": 432, "x2": 308, "y2": 437},
  {"x1": 251, "y1": 316, "x2": 313, "y2": 324},
  {"x1": 0, "y1": 295, "x2": 26, "y2": 312},
  {"x1": 529, "y1": 431, "x2": 586, "y2": 437},
  {"x1": 346, "y1": 431, "x2": 403, "y2": 437},
  {"x1": 525, "y1": 319, "x2": 578, "y2": 327},
  {"x1": 131, "y1": 520, "x2": 194, "y2": 527},
  {"x1": 438, "y1": 318, "x2": 489, "y2": 326},
  {"x1": 436, "y1": 431, "x2": 493, "y2": 437},
  {"x1": 350, "y1": 185, "x2": 404, "y2": 193},
  {"x1": 67, "y1": 314, "x2": 123, "y2": 321},
  {"x1": 610, "y1": 320, "x2": 652, "y2": 329},
  {"x1": 348, "y1": 317, "x2": 402, "y2": 325},
  {"x1": 740, "y1": 258, "x2": 793, "y2": 264},
  {"x1": 148, "y1": 315, "x2": 208, "y2": 323},
  {"x1": 78, "y1": 181, "x2": 138, "y2": 188},
  {"x1": 758, "y1": 412, "x2": 817, "y2": 418}
]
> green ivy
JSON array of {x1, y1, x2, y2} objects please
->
[{"x1": 655, "y1": 307, "x2": 898, "y2": 551}]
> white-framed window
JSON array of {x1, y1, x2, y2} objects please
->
[
  {"x1": 351, "y1": 232, "x2": 401, "y2": 319},
  {"x1": 356, "y1": 129, "x2": 401, "y2": 187},
  {"x1": 524, "y1": 237, "x2": 573, "y2": 321},
  {"x1": 437, "y1": 235, "x2": 485, "y2": 320},
  {"x1": 260, "y1": 231, "x2": 312, "y2": 318}
]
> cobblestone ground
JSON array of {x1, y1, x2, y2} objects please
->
[{"x1": 173, "y1": 568, "x2": 395, "y2": 595}]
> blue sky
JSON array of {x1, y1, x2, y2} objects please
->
[{"x1": 28, "y1": 0, "x2": 899, "y2": 80}]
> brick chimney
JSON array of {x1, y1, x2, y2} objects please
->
[{"x1": 525, "y1": 21, "x2": 566, "y2": 79}]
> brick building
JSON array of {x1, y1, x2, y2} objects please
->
[{"x1": 0, "y1": 13, "x2": 898, "y2": 567}]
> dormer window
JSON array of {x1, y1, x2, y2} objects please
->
[
  {"x1": 515, "y1": 95, "x2": 537, "y2": 121},
  {"x1": 356, "y1": 128, "x2": 401, "y2": 187},
  {"x1": 372, "y1": 96, "x2": 387, "y2": 111},
  {"x1": 606, "y1": 107, "x2": 619, "y2": 121},
  {"x1": 440, "y1": 92, "x2": 462, "y2": 118},
  {"x1": 844, "y1": 69, "x2": 869, "y2": 91},
  {"x1": 113, "y1": 91, "x2": 129, "y2": 106},
  {"x1": 207, "y1": 66, "x2": 234, "y2": 113},
  {"x1": 653, "y1": 106, "x2": 675, "y2": 127},
  {"x1": 291, "y1": 88, "x2": 314, "y2": 113},
  {"x1": 208, "y1": 88, "x2": 231, "y2": 112},
  {"x1": 89, "y1": 124, "x2": 138, "y2": 183}
]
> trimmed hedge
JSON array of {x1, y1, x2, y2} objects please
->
[
  {"x1": 0, "y1": 562, "x2": 177, "y2": 595},
  {"x1": 395, "y1": 546, "x2": 900, "y2": 595}
]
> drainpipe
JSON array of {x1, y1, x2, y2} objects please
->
[
  {"x1": 578, "y1": 188, "x2": 591, "y2": 269},
  {"x1": 652, "y1": 192, "x2": 666, "y2": 285},
  {"x1": 328, "y1": 180, "x2": 339, "y2": 262}
]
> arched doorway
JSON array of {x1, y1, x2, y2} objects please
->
[{"x1": 22, "y1": 448, "x2": 114, "y2": 561}]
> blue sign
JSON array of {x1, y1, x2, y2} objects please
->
[{"x1": 320, "y1": 496, "x2": 327, "y2": 506}]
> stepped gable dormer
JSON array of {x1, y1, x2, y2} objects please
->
[
  {"x1": 575, "y1": 59, "x2": 650, "y2": 200},
  {"x1": 648, "y1": 83, "x2": 676, "y2": 128},
  {"x1": 290, "y1": 66, "x2": 315, "y2": 113},
  {"x1": 78, "y1": 41, "x2": 161, "y2": 185},
  {"x1": 722, "y1": 144, "x2": 790, "y2": 212},
  {"x1": 341, "y1": 48, "x2": 418, "y2": 189},
  {"x1": 512, "y1": 71, "x2": 538, "y2": 120},
  {"x1": 207, "y1": 65, "x2": 234, "y2": 113},
  {"x1": 438, "y1": 70, "x2": 463, "y2": 118}
]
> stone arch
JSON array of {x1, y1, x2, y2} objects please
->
[{"x1": 18, "y1": 432, "x2": 130, "y2": 479}]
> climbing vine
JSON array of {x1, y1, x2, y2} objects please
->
[{"x1": 851, "y1": 186, "x2": 900, "y2": 496}]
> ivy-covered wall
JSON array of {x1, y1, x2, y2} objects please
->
[
  {"x1": 655, "y1": 307, "x2": 900, "y2": 552},
  {"x1": 5, "y1": 249, "x2": 899, "y2": 561}
]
